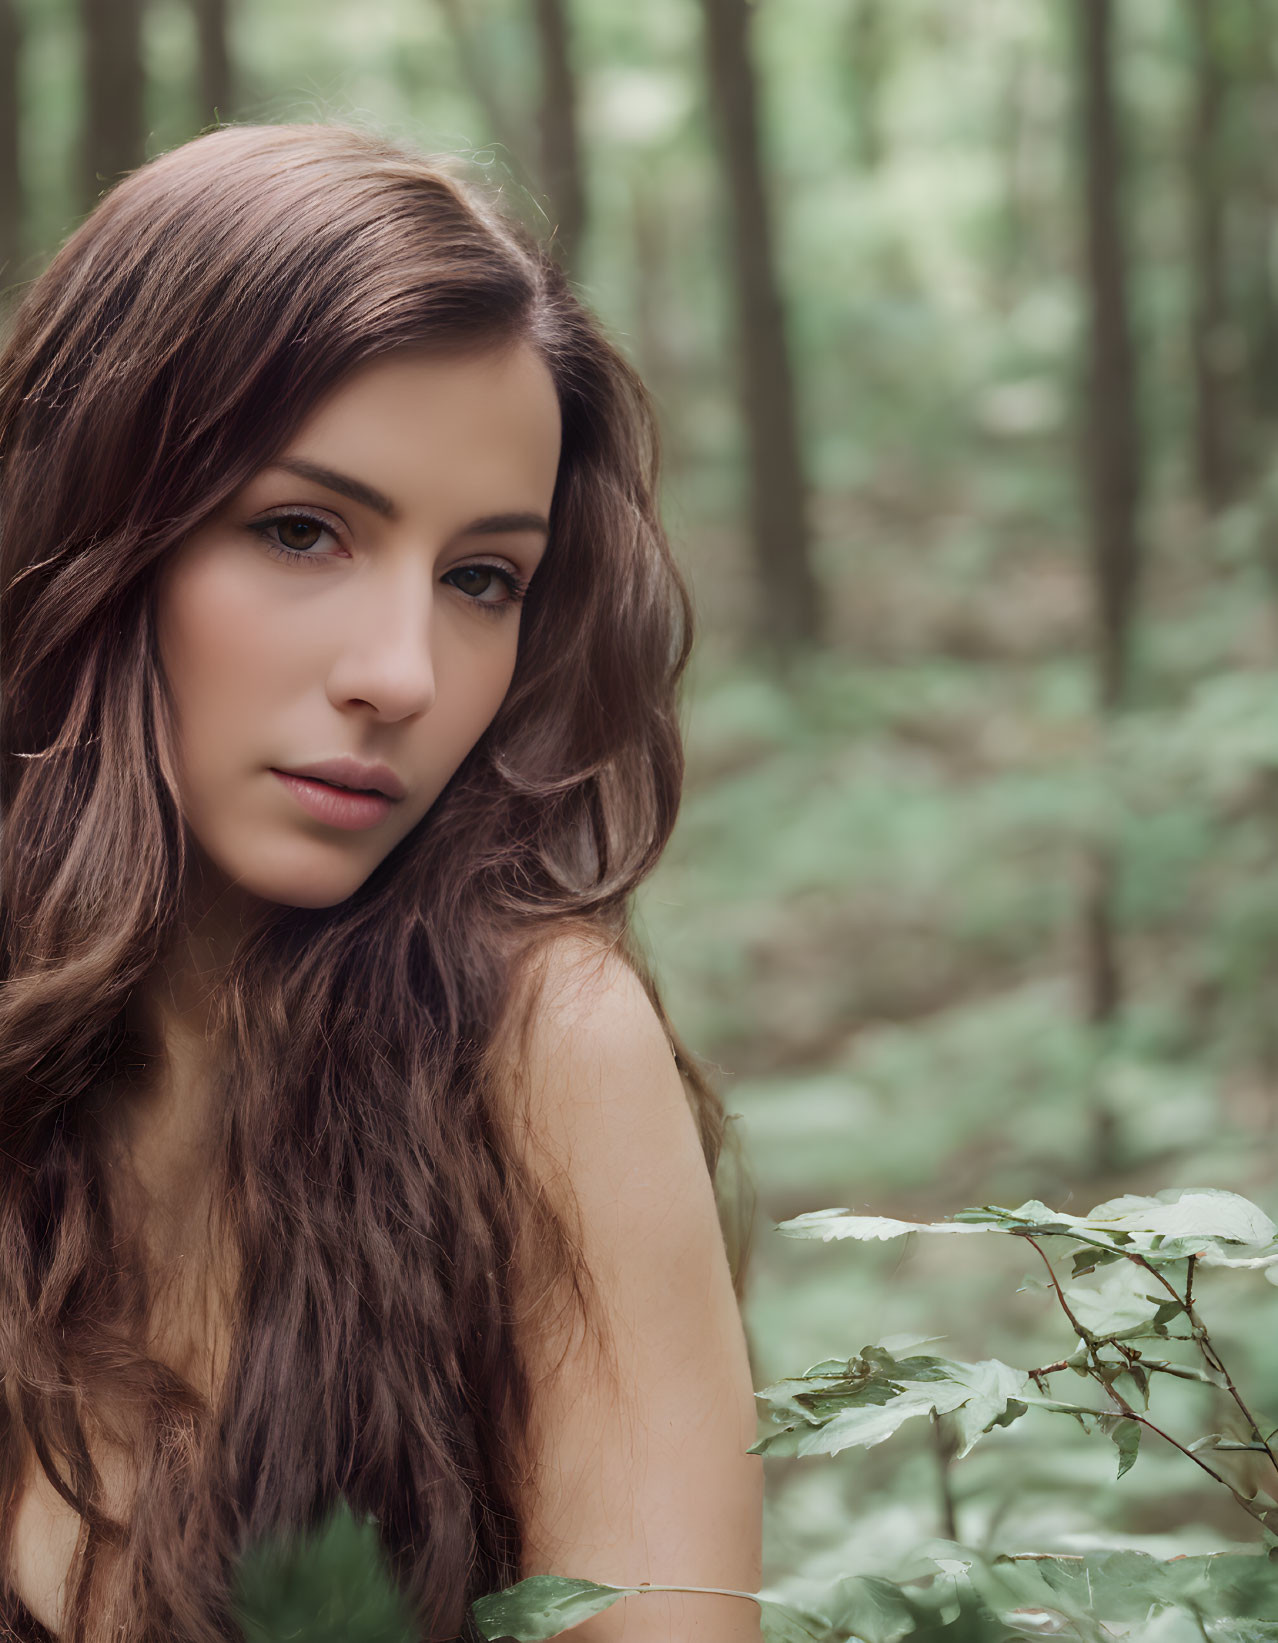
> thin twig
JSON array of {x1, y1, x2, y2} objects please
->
[
  {"x1": 1126, "y1": 1250, "x2": 1278, "y2": 1480},
  {"x1": 1027, "y1": 1358, "x2": 1075, "y2": 1379},
  {"x1": 1026, "y1": 1238, "x2": 1270, "y2": 1527}
]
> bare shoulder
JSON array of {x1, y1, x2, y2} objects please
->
[
  {"x1": 494, "y1": 929, "x2": 704, "y2": 1192},
  {"x1": 515, "y1": 928, "x2": 670, "y2": 1052},
  {"x1": 495, "y1": 933, "x2": 763, "y2": 1638}
]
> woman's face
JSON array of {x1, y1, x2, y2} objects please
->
[{"x1": 155, "y1": 344, "x2": 562, "y2": 909}]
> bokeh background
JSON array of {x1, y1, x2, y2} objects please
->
[{"x1": 5, "y1": 0, "x2": 1278, "y2": 1610}]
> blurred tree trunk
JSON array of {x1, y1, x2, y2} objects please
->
[
  {"x1": 0, "y1": 0, "x2": 21, "y2": 287},
  {"x1": 995, "y1": 36, "x2": 1029, "y2": 306},
  {"x1": 193, "y1": 0, "x2": 233, "y2": 127},
  {"x1": 1242, "y1": 0, "x2": 1278, "y2": 423},
  {"x1": 700, "y1": 0, "x2": 819, "y2": 648},
  {"x1": 434, "y1": 0, "x2": 536, "y2": 195},
  {"x1": 531, "y1": 0, "x2": 584, "y2": 270},
  {"x1": 80, "y1": 0, "x2": 146, "y2": 210},
  {"x1": 846, "y1": 0, "x2": 887, "y2": 171},
  {"x1": 1078, "y1": 0, "x2": 1142, "y2": 718},
  {"x1": 1186, "y1": 0, "x2": 1235, "y2": 511},
  {"x1": 630, "y1": 174, "x2": 684, "y2": 486},
  {"x1": 1075, "y1": 0, "x2": 1142, "y2": 1170}
]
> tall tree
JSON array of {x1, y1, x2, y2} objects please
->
[
  {"x1": 700, "y1": 0, "x2": 819, "y2": 648},
  {"x1": 193, "y1": 0, "x2": 233, "y2": 128},
  {"x1": 434, "y1": 0, "x2": 536, "y2": 195},
  {"x1": 845, "y1": 0, "x2": 888, "y2": 171},
  {"x1": 531, "y1": 0, "x2": 584, "y2": 270},
  {"x1": 1078, "y1": 0, "x2": 1142, "y2": 719},
  {"x1": 1075, "y1": 0, "x2": 1143, "y2": 1167},
  {"x1": 0, "y1": 0, "x2": 20, "y2": 288},
  {"x1": 994, "y1": 34, "x2": 1030, "y2": 306},
  {"x1": 1241, "y1": 0, "x2": 1278, "y2": 423},
  {"x1": 80, "y1": 0, "x2": 146, "y2": 211},
  {"x1": 1185, "y1": 0, "x2": 1234, "y2": 511}
]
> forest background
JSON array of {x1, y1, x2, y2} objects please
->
[{"x1": 4, "y1": 0, "x2": 1278, "y2": 1620}]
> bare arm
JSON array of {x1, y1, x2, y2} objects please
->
[{"x1": 499, "y1": 941, "x2": 764, "y2": 1641}]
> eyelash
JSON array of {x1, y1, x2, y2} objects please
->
[{"x1": 248, "y1": 510, "x2": 530, "y2": 613}]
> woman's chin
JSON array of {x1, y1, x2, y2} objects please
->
[{"x1": 191, "y1": 838, "x2": 379, "y2": 912}]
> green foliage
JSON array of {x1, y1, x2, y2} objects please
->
[
  {"x1": 751, "y1": 1348, "x2": 1028, "y2": 1463},
  {"x1": 472, "y1": 1577, "x2": 638, "y2": 1639},
  {"x1": 232, "y1": 1501, "x2": 417, "y2": 1643},
  {"x1": 473, "y1": 1187, "x2": 1278, "y2": 1641},
  {"x1": 470, "y1": 1575, "x2": 828, "y2": 1642}
]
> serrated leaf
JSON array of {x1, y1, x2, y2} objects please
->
[
  {"x1": 777, "y1": 1208, "x2": 988, "y2": 1243},
  {"x1": 1085, "y1": 1189, "x2": 1276, "y2": 1246},
  {"x1": 754, "y1": 1351, "x2": 1028, "y2": 1460},
  {"x1": 955, "y1": 1200, "x2": 1080, "y2": 1236},
  {"x1": 754, "y1": 1377, "x2": 971, "y2": 1457},
  {"x1": 952, "y1": 1191, "x2": 1278, "y2": 1269}
]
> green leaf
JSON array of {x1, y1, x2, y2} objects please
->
[
  {"x1": 944, "y1": 1359, "x2": 1031, "y2": 1458},
  {"x1": 753, "y1": 1376, "x2": 970, "y2": 1457},
  {"x1": 777, "y1": 1208, "x2": 987, "y2": 1243},
  {"x1": 753, "y1": 1349, "x2": 1028, "y2": 1460},
  {"x1": 1109, "y1": 1416, "x2": 1141, "y2": 1477},
  {"x1": 472, "y1": 1580, "x2": 815, "y2": 1641},
  {"x1": 470, "y1": 1577, "x2": 633, "y2": 1640},
  {"x1": 977, "y1": 1546, "x2": 1278, "y2": 1628},
  {"x1": 758, "y1": 1598, "x2": 829, "y2": 1641},
  {"x1": 822, "y1": 1573, "x2": 923, "y2": 1643},
  {"x1": 233, "y1": 1501, "x2": 417, "y2": 1643},
  {"x1": 1085, "y1": 1188, "x2": 1276, "y2": 1247},
  {"x1": 1063, "y1": 1265, "x2": 1165, "y2": 1340},
  {"x1": 952, "y1": 1191, "x2": 1278, "y2": 1269},
  {"x1": 1070, "y1": 1246, "x2": 1127, "y2": 1278}
]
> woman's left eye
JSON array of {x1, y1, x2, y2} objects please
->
[{"x1": 441, "y1": 563, "x2": 527, "y2": 609}]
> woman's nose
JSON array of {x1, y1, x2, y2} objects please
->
[{"x1": 324, "y1": 569, "x2": 437, "y2": 723}]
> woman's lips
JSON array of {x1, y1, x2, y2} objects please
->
[{"x1": 272, "y1": 770, "x2": 395, "y2": 831}]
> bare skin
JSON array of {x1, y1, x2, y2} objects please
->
[{"x1": 7, "y1": 345, "x2": 763, "y2": 1639}]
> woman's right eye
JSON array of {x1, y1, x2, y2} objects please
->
[{"x1": 249, "y1": 511, "x2": 341, "y2": 561}]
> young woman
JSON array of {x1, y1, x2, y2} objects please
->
[{"x1": 0, "y1": 124, "x2": 762, "y2": 1642}]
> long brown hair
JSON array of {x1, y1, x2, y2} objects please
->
[{"x1": 0, "y1": 124, "x2": 745, "y2": 1642}]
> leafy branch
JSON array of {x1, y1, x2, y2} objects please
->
[
  {"x1": 470, "y1": 1187, "x2": 1278, "y2": 1641},
  {"x1": 768, "y1": 1188, "x2": 1278, "y2": 1537}
]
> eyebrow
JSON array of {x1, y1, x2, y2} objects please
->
[{"x1": 270, "y1": 458, "x2": 550, "y2": 537}]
